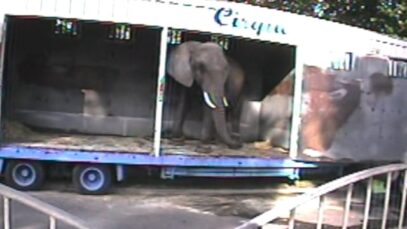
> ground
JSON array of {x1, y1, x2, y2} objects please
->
[
  {"x1": 0, "y1": 177, "x2": 403, "y2": 229},
  {"x1": 0, "y1": 178, "x2": 313, "y2": 229}
]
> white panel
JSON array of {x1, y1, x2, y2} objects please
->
[
  {"x1": 55, "y1": 0, "x2": 71, "y2": 17},
  {"x1": 41, "y1": 0, "x2": 57, "y2": 15},
  {"x1": 70, "y1": 0, "x2": 86, "y2": 18},
  {"x1": 26, "y1": 0, "x2": 42, "y2": 14},
  {"x1": 112, "y1": 0, "x2": 129, "y2": 22},
  {"x1": 99, "y1": 0, "x2": 115, "y2": 21},
  {"x1": 8, "y1": 0, "x2": 29, "y2": 15},
  {"x1": 1, "y1": 0, "x2": 406, "y2": 59},
  {"x1": 127, "y1": 0, "x2": 162, "y2": 26},
  {"x1": 83, "y1": 0, "x2": 101, "y2": 20}
]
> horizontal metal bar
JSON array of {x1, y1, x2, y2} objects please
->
[
  {"x1": 161, "y1": 167, "x2": 300, "y2": 178},
  {"x1": 0, "y1": 146, "x2": 317, "y2": 168}
]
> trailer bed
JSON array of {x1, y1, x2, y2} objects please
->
[{"x1": 3, "y1": 121, "x2": 288, "y2": 158}]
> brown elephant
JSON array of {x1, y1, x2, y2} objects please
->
[{"x1": 167, "y1": 41, "x2": 245, "y2": 149}]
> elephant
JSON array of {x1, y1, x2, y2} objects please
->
[{"x1": 166, "y1": 41, "x2": 245, "y2": 149}]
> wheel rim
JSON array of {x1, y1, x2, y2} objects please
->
[
  {"x1": 12, "y1": 163, "x2": 36, "y2": 187},
  {"x1": 79, "y1": 167, "x2": 105, "y2": 191}
]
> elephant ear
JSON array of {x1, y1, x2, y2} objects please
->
[{"x1": 167, "y1": 42, "x2": 197, "y2": 87}]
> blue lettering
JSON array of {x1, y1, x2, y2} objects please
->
[
  {"x1": 214, "y1": 8, "x2": 287, "y2": 36},
  {"x1": 232, "y1": 17, "x2": 239, "y2": 28},
  {"x1": 214, "y1": 8, "x2": 232, "y2": 26},
  {"x1": 251, "y1": 21, "x2": 264, "y2": 35}
]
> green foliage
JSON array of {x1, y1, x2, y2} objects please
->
[{"x1": 228, "y1": 0, "x2": 407, "y2": 38}]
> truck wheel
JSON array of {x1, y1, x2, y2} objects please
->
[
  {"x1": 4, "y1": 160, "x2": 45, "y2": 191},
  {"x1": 73, "y1": 164, "x2": 112, "y2": 195}
]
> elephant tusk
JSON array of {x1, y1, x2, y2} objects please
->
[
  {"x1": 329, "y1": 88, "x2": 348, "y2": 100},
  {"x1": 223, "y1": 97, "x2": 229, "y2": 107},
  {"x1": 203, "y1": 91, "x2": 217, "y2": 109}
]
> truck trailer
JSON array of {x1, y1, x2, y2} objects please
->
[{"x1": 0, "y1": 0, "x2": 406, "y2": 194}]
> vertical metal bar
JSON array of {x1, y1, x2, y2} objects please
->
[
  {"x1": 153, "y1": 26, "x2": 169, "y2": 157},
  {"x1": 289, "y1": 46, "x2": 304, "y2": 158},
  {"x1": 381, "y1": 172, "x2": 392, "y2": 229},
  {"x1": 362, "y1": 177, "x2": 373, "y2": 229},
  {"x1": 398, "y1": 170, "x2": 407, "y2": 229},
  {"x1": 0, "y1": 16, "x2": 8, "y2": 138},
  {"x1": 111, "y1": 0, "x2": 116, "y2": 17},
  {"x1": 316, "y1": 196, "x2": 325, "y2": 229},
  {"x1": 342, "y1": 184, "x2": 353, "y2": 229},
  {"x1": 288, "y1": 208, "x2": 295, "y2": 229},
  {"x1": 3, "y1": 197, "x2": 11, "y2": 229},
  {"x1": 49, "y1": 216, "x2": 56, "y2": 229},
  {"x1": 69, "y1": 0, "x2": 72, "y2": 14}
]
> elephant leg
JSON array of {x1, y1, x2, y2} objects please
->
[
  {"x1": 201, "y1": 106, "x2": 215, "y2": 143},
  {"x1": 172, "y1": 86, "x2": 187, "y2": 139},
  {"x1": 231, "y1": 100, "x2": 242, "y2": 139},
  {"x1": 230, "y1": 97, "x2": 243, "y2": 141}
]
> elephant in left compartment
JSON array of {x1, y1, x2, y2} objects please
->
[{"x1": 166, "y1": 41, "x2": 245, "y2": 149}]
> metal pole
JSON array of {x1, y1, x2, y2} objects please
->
[
  {"x1": 362, "y1": 177, "x2": 373, "y2": 229},
  {"x1": 289, "y1": 46, "x2": 304, "y2": 158},
  {"x1": 0, "y1": 16, "x2": 7, "y2": 137},
  {"x1": 288, "y1": 208, "x2": 295, "y2": 229},
  {"x1": 316, "y1": 196, "x2": 325, "y2": 229},
  {"x1": 398, "y1": 170, "x2": 407, "y2": 229},
  {"x1": 342, "y1": 184, "x2": 353, "y2": 229},
  {"x1": 3, "y1": 197, "x2": 11, "y2": 229},
  {"x1": 153, "y1": 26, "x2": 169, "y2": 157},
  {"x1": 381, "y1": 172, "x2": 392, "y2": 229},
  {"x1": 49, "y1": 217, "x2": 56, "y2": 229}
]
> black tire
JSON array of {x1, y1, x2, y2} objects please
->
[
  {"x1": 72, "y1": 164, "x2": 112, "y2": 195},
  {"x1": 4, "y1": 160, "x2": 45, "y2": 191}
]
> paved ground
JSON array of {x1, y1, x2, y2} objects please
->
[
  {"x1": 0, "y1": 178, "x2": 313, "y2": 229},
  {"x1": 0, "y1": 177, "x2": 403, "y2": 229}
]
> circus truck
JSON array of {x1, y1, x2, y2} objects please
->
[{"x1": 0, "y1": 0, "x2": 405, "y2": 194}]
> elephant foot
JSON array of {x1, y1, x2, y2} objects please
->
[
  {"x1": 195, "y1": 145, "x2": 213, "y2": 154},
  {"x1": 227, "y1": 140, "x2": 243, "y2": 149},
  {"x1": 254, "y1": 140, "x2": 272, "y2": 150},
  {"x1": 231, "y1": 132, "x2": 241, "y2": 141},
  {"x1": 171, "y1": 136, "x2": 186, "y2": 145},
  {"x1": 202, "y1": 138, "x2": 216, "y2": 145}
]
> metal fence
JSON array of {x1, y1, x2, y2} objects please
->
[
  {"x1": 0, "y1": 183, "x2": 90, "y2": 229},
  {"x1": 236, "y1": 163, "x2": 407, "y2": 229}
]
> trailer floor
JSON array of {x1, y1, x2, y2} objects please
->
[{"x1": 3, "y1": 121, "x2": 289, "y2": 158}]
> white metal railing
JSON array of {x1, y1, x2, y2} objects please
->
[
  {"x1": 236, "y1": 163, "x2": 407, "y2": 229},
  {"x1": 0, "y1": 183, "x2": 90, "y2": 229}
]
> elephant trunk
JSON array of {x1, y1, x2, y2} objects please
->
[
  {"x1": 211, "y1": 106, "x2": 241, "y2": 149},
  {"x1": 203, "y1": 91, "x2": 241, "y2": 149}
]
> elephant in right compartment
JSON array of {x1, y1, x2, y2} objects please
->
[{"x1": 166, "y1": 41, "x2": 245, "y2": 149}]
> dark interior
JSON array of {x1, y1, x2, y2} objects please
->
[
  {"x1": 1, "y1": 17, "x2": 295, "y2": 155},
  {"x1": 3, "y1": 16, "x2": 161, "y2": 138}
]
